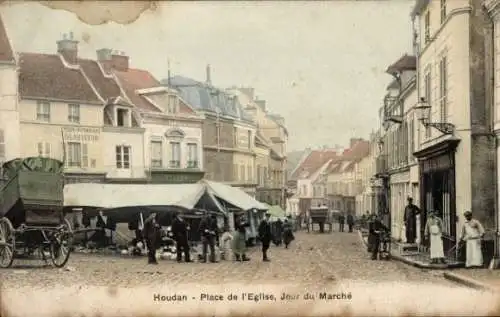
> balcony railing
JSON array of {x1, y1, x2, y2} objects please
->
[
  {"x1": 169, "y1": 160, "x2": 180, "y2": 168},
  {"x1": 375, "y1": 155, "x2": 387, "y2": 175},
  {"x1": 187, "y1": 160, "x2": 199, "y2": 168}
]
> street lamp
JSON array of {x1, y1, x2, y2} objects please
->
[{"x1": 415, "y1": 97, "x2": 455, "y2": 134}]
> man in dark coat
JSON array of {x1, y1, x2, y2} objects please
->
[
  {"x1": 274, "y1": 218, "x2": 283, "y2": 246},
  {"x1": 339, "y1": 213, "x2": 345, "y2": 232},
  {"x1": 171, "y1": 213, "x2": 191, "y2": 263},
  {"x1": 369, "y1": 214, "x2": 389, "y2": 260},
  {"x1": 404, "y1": 197, "x2": 421, "y2": 244},
  {"x1": 142, "y1": 213, "x2": 160, "y2": 264},
  {"x1": 347, "y1": 213, "x2": 355, "y2": 233},
  {"x1": 199, "y1": 214, "x2": 219, "y2": 263},
  {"x1": 258, "y1": 213, "x2": 272, "y2": 261}
]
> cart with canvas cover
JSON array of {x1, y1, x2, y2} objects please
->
[{"x1": 0, "y1": 157, "x2": 72, "y2": 268}]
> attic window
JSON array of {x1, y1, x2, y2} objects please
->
[{"x1": 116, "y1": 108, "x2": 130, "y2": 127}]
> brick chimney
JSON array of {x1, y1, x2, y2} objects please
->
[
  {"x1": 96, "y1": 48, "x2": 129, "y2": 72},
  {"x1": 57, "y1": 32, "x2": 79, "y2": 64}
]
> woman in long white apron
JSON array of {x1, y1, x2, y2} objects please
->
[
  {"x1": 460, "y1": 211, "x2": 485, "y2": 268},
  {"x1": 424, "y1": 210, "x2": 445, "y2": 264}
]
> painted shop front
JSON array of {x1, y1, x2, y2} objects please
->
[{"x1": 414, "y1": 139, "x2": 459, "y2": 257}]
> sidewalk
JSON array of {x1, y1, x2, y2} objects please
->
[
  {"x1": 443, "y1": 269, "x2": 500, "y2": 292},
  {"x1": 357, "y1": 230, "x2": 462, "y2": 269}
]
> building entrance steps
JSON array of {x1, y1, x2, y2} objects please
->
[{"x1": 357, "y1": 230, "x2": 464, "y2": 269}]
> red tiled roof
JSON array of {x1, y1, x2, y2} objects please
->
[
  {"x1": 292, "y1": 149, "x2": 339, "y2": 179},
  {"x1": 78, "y1": 59, "x2": 122, "y2": 101},
  {"x1": 0, "y1": 15, "x2": 14, "y2": 63},
  {"x1": 114, "y1": 68, "x2": 162, "y2": 112},
  {"x1": 114, "y1": 68, "x2": 196, "y2": 115},
  {"x1": 386, "y1": 54, "x2": 416, "y2": 74},
  {"x1": 19, "y1": 53, "x2": 101, "y2": 103}
]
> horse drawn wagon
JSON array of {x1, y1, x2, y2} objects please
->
[
  {"x1": 0, "y1": 157, "x2": 72, "y2": 268},
  {"x1": 307, "y1": 206, "x2": 334, "y2": 233}
]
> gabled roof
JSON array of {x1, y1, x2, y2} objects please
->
[
  {"x1": 115, "y1": 69, "x2": 196, "y2": 114},
  {"x1": 292, "y1": 149, "x2": 339, "y2": 179},
  {"x1": 0, "y1": 14, "x2": 14, "y2": 64},
  {"x1": 79, "y1": 59, "x2": 122, "y2": 101},
  {"x1": 342, "y1": 140, "x2": 370, "y2": 160},
  {"x1": 19, "y1": 53, "x2": 102, "y2": 104},
  {"x1": 386, "y1": 54, "x2": 416, "y2": 75}
]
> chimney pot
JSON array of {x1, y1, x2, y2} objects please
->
[{"x1": 57, "y1": 32, "x2": 79, "y2": 64}]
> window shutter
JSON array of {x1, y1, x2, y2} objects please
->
[
  {"x1": 37, "y1": 142, "x2": 43, "y2": 156},
  {"x1": 82, "y1": 144, "x2": 88, "y2": 167},
  {"x1": 45, "y1": 142, "x2": 51, "y2": 157}
]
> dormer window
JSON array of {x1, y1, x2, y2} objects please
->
[
  {"x1": 167, "y1": 94, "x2": 178, "y2": 113},
  {"x1": 116, "y1": 108, "x2": 130, "y2": 127}
]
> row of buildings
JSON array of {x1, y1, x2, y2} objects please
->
[
  {"x1": 286, "y1": 139, "x2": 371, "y2": 220},
  {"x1": 288, "y1": 0, "x2": 500, "y2": 264},
  {"x1": 0, "y1": 16, "x2": 288, "y2": 207}
]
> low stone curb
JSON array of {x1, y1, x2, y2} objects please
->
[
  {"x1": 443, "y1": 272, "x2": 497, "y2": 292},
  {"x1": 356, "y1": 230, "x2": 458, "y2": 270}
]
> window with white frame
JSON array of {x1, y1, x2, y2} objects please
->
[
  {"x1": 37, "y1": 101, "x2": 50, "y2": 122},
  {"x1": 66, "y1": 142, "x2": 88, "y2": 167},
  {"x1": 187, "y1": 143, "x2": 198, "y2": 168},
  {"x1": 68, "y1": 104, "x2": 80, "y2": 123},
  {"x1": 151, "y1": 141, "x2": 162, "y2": 168},
  {"x1": 37, "y1": 142, "x2": 51, "y2": 158},
  {"x1": 169, "y1": 142, "x2": 180, "y2": 168},
  {"x1": 439, "y1": 55, "x2": 448, "y2": 123},
  {"x1": 424, "y1": 70, "x2": 432, "y2": 138},
  {"x1": 424, "y1": 11, "x2": 430, "y2": 44},
  {"x1": 440, "y1": 0, "x2": 447, "y2": 24},
  {"x1": 116, "y1": 145, "x2": 131, "y2": 169}
]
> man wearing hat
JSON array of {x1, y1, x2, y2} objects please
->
[
  {"x1": 199, "y1": 213, "x2": 219, "y2": 263},
  {"x1": 171, "y1": 212, "x2": 191, "y2": 263},
  {"x1": 143, "y1": 212, "x2": 160, "y2": 265},
  {"x1": 424, "y1": 210, "x2": 445, "y2": 264},
  {"x1": 459, "y1": 211, "x2": 485, "y2": 268},
  {"x1": 258, "y1": 212, "x2": 273, "y2": 261},
  {"x1": 403, "y1": 197, "x2": 421, "y2": 244}
]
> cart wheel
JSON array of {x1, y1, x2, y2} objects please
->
[
  {"x1": 0, "y1": 217, "x2": 15, "y2": 268},
  {"x1": 50, "y1": 219, "x2": 73, "y2": 268}
]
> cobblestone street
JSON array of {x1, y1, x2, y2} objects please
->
[{"x1": 0, "y1": 231, "x2": 464, "y2": 289}]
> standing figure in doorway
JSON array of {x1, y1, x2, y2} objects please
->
[
  {"x1": 459, "y1": 211, "x2": 485, "y2": 268},
  {"x1": 424, "y1": 210, "x2": 445, "y2": 264},
  {"x1": 258, "y1": 212, "x2": 272, "y2": 262},
  {"x1": 171, "y1": 213, "x2": 191, "y2": 263},
  {"x1": 403, "y1": 197, "x2": 421, "y2": 244}
]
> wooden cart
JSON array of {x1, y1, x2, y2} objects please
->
[
  {"x1": 0, "y1": 157, "x2": 72, "y2": 268},
  {"x1": 307, "y1": 206, "x2": 334, "y2": 233}
]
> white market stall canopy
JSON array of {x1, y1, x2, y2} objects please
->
[
  {"x1": 64, "y1": 183, "x2": 207, "y2": 210},
  {"x1": 202, "y1": 180, "x2": 269, "y2": 211}
]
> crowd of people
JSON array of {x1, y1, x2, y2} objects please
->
[
  {"x1": 142, "y1": 212, "x2": 296, "y2": 265},
  {"x1": 363, "y1": 197, "x2": 486, "y2": 268}
]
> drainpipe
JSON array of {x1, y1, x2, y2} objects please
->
[
  {"x1": 484, "y1": 3, "x2": 500, "y2": 269},
  {"x1": 412, "y1": 15, "x2": 423, "y2": 248}
]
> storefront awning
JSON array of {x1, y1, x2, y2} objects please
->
[
  {"x1": 64, "y1": 183, "x2": 207, "y2": 210},
  {"x1": 202, "y1": 180, "x2": 269, "y2": 211}
]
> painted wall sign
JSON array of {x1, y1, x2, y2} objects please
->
[{"x1": 62, "y1": 127, "x2": 100, "y2": 143}]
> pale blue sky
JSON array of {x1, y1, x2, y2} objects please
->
[{"x1": 2, "y1": 1, "x2": 414, "y2": 151}]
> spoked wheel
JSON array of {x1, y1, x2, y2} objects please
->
[
  {"x1": 0, "y1": 217, "x2": 15, "y2": 268},
  {"x1": 50, "y1": 219, "x2": 73, "y2": 268}
]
